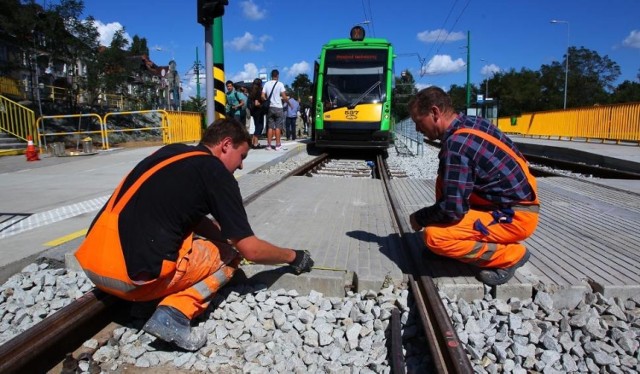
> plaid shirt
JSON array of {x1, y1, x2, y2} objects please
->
[{"x1": 415, "y1": 115, "x2": 534, "y2": 226}]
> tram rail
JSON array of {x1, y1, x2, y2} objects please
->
[{"x1": 377, "y1": 154, "x2": 473, "y2": 373}]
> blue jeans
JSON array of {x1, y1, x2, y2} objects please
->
[{"x1": 285, "y1": 117, "x2": 297, "y2": 140}]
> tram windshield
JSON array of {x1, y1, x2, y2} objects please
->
[{"x1": 323, "y1": 49, "x2": 388, "y2": 110}]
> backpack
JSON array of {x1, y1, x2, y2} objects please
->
[
  {"x1": 232, "y1": 92, "x2": 246, "y2": 117},
  {"x1": 235, "y1": 92, "x2": 247, "y2": 110}
]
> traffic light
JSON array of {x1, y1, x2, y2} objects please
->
[{"x1": 197, "y1": 0, "x2": 228, "y2": 25}]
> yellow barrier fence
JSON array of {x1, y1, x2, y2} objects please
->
[
  {"x1": 498, "y1": 102, "x2": 640, "y2": 144},
  {"x1": 164, "y1": 111, "x2": 203, "y2": 144},
  {"x1": 0, "y1": 94, "x2": 37, "y2": 142},
  {"x1": 2, "y1": 103, "x2": 202, "y2": 154},
  {"x1": 103, "y1": 110, "x2": 202, "y2": 149},
  {"x1": 36, "y1": 113, "x2": 105, "y2": 152}
]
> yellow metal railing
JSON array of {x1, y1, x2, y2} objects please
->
[
  {"x1": 2, "y1": 94, "x2": 203, "y2": 155},
  {"x1": 164, "y1": 111, "x2": 203, "y2": 144},
  {"x1": 36, "y1": 113, "x2": 104, "y2": 152},
  {"x1": 103, "y1": 110, "x2": 202, "y2": 149},
  {"x1": 0, "y1": 94, "x2": 37, "y2": 143},
  {"x1": 498, "y1": 102, "x2": 640, "y2": 144}
]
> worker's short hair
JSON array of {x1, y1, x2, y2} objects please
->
[{"x1": 201, "y1": 117, "x2": 251, "y2": 147}]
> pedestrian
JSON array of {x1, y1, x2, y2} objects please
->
[
  {"x1": 74, "y1": 118, "x2": 314, "y2": 351},
  {"x1": 239, "y1": 84, "x2": 251, "y2": 128},
  {"x1": 261, "y1": 69, "x2": 288, "y2": 150},
  {"x1": 284, "y1": 93, "x2": 299, "y2": 141},
  {"x1": 225, "y1": 80, "x2": 246, "y2": 124},
  {"x1": 248, "y1": 78, "x2": 266, "y2": 149},
  {"x1": 300, "y1": 102, "x2": 310, "y2": 135},
  {"x1": 407, "y1": 86, "x2": 539, "y2": 286}
]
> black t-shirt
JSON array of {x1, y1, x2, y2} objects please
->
[{"x1": 106, "y1": 143, "x2": 253, "y2": 279}]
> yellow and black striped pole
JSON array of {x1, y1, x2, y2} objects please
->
[{"x1": 213, "y1": 17, "x2": 226, "y2": 120}]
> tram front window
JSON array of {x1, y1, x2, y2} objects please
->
[{"x1": 324, "y1": 66, "x2": 385, "y2": 109}]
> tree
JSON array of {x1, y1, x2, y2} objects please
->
[
  {"x1": 290, "y1": 73, "x2": 313, "y2": 105},
  {"x1": 492, "y1": 68, "x2": 543, "y2": 116},
  {"x1": 392, "y1": 70, "x2": 417, "y2": 120},
  {"x1": 98, "y1": 28, "x2": 131, "y2": 94},
  {"x1": 539, "y1": 46, "x2": 620, "y2": 108},
  {"x1": 448, "y1": 84, "x2": 468, "y2": 113},
  {"x1": 610, "y1": 80, "x2": 640, "y2": 104}
]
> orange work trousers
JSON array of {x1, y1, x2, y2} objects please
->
[
  {"x1": 425, "y1": 127, "x2": 540, "y2": 269},
  {"x1": 424, "y1": 206, "x2": 539, "y2": 268}
]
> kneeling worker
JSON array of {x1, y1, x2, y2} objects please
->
[
  {"x1": 75, "y1": 118, "x2": 313, "y2": 351},
  {"x1": 408, "y1": 87, "x2": 539, "y2": 286}
]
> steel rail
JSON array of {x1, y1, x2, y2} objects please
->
[
  {"x1": 242, "y1": 153, "x2": 329, "y2": 205},
  {"x1": 377, "y1": 154, "x2": 473, "y2": 373},
  {"x1": 0, "y1": 289, "x2": 123, "y2": 374},
  {"x1": 390, "y1": 308, "x2": 406, "y2": 374}
]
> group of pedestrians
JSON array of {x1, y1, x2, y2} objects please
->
[{"x1": 227, "y1": 69, "x2": 309, "y2": 151}]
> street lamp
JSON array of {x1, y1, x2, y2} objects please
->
[
  {"x1": 550, "y1": 19, "x2": 569, "y2": 110},
  {"x1": 359, "y1": 20, "x2": 371, "y2": 35}
]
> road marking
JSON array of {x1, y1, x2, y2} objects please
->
[
  {"x1": 44, "y1": 228, "x2": 88, "y2": 247},
  {"x1": 0, "y1": 196, "x2": 108, "y2": 240}
]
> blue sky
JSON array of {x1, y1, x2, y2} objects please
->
[{"x1": 80, "y1": 0, "x2": 640, "y2": 99}]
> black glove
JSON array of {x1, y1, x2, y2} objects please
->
[{"x1": 290, "y1": 250, "x2": 314, "y2": 274}]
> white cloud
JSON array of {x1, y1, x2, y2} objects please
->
[
  {"x1": 92, "y1": 20, "x2": 132, "y2": 47},
  {"x1": 421, "y1": 55, "x2": 466, "y2": 75},
  {"x1": 181, "y1": 72, "x2": 205, "y2": 99},
  {"x1": 481, "y1": 63, "x2": 501, "y2": 76},
  {"x1": 417, "y1": 29, "x2": 465, "y2": 44},
  {"x1": 241, "y1": 0, "x2": 266, "y2": 20},
  {"x1": 622, "y1": 30, "x2": 640, "y2": 48},
  {"x1": 229, "y1": 62, "x2": 262, "y2": 83},
  {"x1": 225, "y1": 32, "x2": 271, "y2": 52},
  {"x1": 285, "y1": 61, "x2": 310, "y2": 78}
]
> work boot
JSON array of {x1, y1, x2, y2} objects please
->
[
  {"x1": 142, "y1": 306, "x2": 207, "y2": 351},
  {"x1": 477, "y1": 250, "x2": 531, "y2": 286}
]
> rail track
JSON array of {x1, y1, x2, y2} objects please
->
[
  {"x1": 376, "y1": 154, "x2": 473, "y2": 373},
  {"x1": 0, "y1": 151, "x2": 472, "y2": 373}
]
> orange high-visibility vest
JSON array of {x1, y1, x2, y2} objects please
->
[{"x1": 75, "y1": 151, "x2": 209, "y2": 300}]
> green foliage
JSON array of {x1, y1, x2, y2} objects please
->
[
  {"x1": 290, "y1": 73, "x2": 313, "y2": 105},
  {"x1": 448, "y1": 84, "x2": 469, "y2": 113},
  {"x1": 610, "y1": 80, "x2": 640, "y2": 104},
  {"x1": 392, "y1": 70, "x2": 417, "y2": 120},
  {"x1": 182, "y1": 96, "x2": 206, "y2": 113},
  {"x1": 130, "y1": 36, "x2": 149, "y2": 56}
]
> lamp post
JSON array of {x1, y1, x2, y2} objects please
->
[
  {"x1": 359, "y1": 20, "x2": 371, "y2": 35},
  {"x1": 550, "y1": 19, "x2": 569, "y2": 110}
]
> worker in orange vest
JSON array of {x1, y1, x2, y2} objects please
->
[
  {"x1": 75, "y1": 118, "x2": 313, "y2": 351},
  {"x1": 408, "y1": 87, "x2": 539, "y2": 286}
]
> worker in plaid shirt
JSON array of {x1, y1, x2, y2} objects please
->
[{"x1": 408, "y1": 87, "x2": 540, "y2": 286}]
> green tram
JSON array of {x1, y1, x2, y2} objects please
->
[{"x1": 311, "y1": 26, "x2": 394, "y2": 150}]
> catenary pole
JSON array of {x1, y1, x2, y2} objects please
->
[
  {"x1": 465, "y1": 30, "x2": 471, "y2": 111},
  {"x1": 213, "y1": 17, "x2": 226, "y2": 122}
]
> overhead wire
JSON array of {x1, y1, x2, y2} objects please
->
[
  {"x1": 421, "y1": 0, "x2": 471, "y2": 77},
  {"x1": 361, "y1": 0, "x2": 375, "y2": 37}
]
